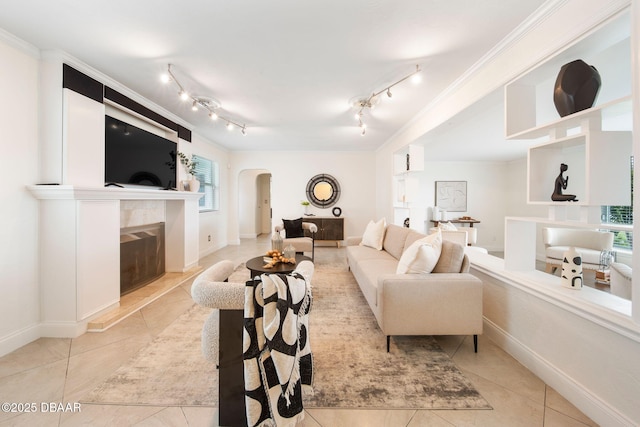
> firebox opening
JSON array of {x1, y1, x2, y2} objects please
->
[{"x1": 120, "y1": 222, "x2": 165, "y2": 296}]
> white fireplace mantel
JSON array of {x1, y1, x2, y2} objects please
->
[
  {"x1": 28, "y1": 185, "x2": 202, "y2": 338},
  {"x1": 28, "y1": 184, "x2": 204, "y2": 201}
]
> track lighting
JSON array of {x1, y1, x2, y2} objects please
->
[
  {"x1": 162, "y1": 64, "x2": 247, "y2": 135},
  {"x1": 351, "y1": 64, "x2": 421, "y2": 136}
]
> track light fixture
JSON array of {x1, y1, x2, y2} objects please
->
[
  {"x1": 351, "y1": 64, "x2": 421, "y2": 135},
  {"x1": 161, "y1": 64, "x2": 247, "y2": 135}
]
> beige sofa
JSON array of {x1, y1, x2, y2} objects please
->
[
  {"x1": 346, "y1": 224, "x2": 483, "y2": 352},
  {"x1": 542, "y1": 227, "x2": 614, "y2": 273}
]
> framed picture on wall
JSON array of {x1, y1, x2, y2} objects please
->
[{"x1": 435, "y1": 181, "x2": 467, "y2": 212}]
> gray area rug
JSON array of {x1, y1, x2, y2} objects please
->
[{"x1": 83, "y1": 260, "x2": 491, "y2": 410}]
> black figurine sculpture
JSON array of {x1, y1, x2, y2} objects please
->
[
  {"x1": 553, "y1": 59, "x2": 601, "y2": 117},
  {"x1": 551, "y1": 163, "x2": 578, "y2": 202}
]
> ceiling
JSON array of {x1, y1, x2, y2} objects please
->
[{"x1": 0, "y1": 0, "x2": 548, "y2": 152}]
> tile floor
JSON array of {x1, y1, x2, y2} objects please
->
[{"x1": 0, "y1": 237, "x2": 598, "y2": 426}]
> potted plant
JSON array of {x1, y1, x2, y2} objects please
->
[
  {"x1": 301, "y1": 200, "x2": 310, "y2": 215},
  {"x1": 177, "y1": 151, "x2": 199, "y2": 191}
]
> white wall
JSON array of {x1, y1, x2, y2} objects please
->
[
  {"x1": 414, "y1": 161, "x2": 509, "y2": 251},
  {"x1": 0, "y1": 35, "x2": 41, "y2": 354},
  {"x1": 229, "y1": 151, "x2": 376, "y2": 245},
  {"x1": 376, "y1": 1, "x2": 638, "y2": 423},
  {"x1": 187, "y1": 132, "x2": 231, "y2": 257}
]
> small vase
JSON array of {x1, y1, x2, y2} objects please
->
[
  {"x1": 284, "y1": 244, "x2": 296, "y2": 260},
  {"x1": 271, "y1": 232, "x2": 283, "y2": 253},
  {"x1": 188, "y1": 178, "x2": 200, "y2": 192},
  {"x1": 561, "y1": 246, "x2": 583, "y2": 290}
]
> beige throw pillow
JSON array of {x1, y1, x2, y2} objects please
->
[
  {"x1": 396, "y1": 230, "x2": 442, "y2": 274},
  {"x1": 360, "y1": 218, "x2": 386, "y2": 250}
]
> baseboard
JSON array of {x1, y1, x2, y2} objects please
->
[
  {"x1": 39, "y1": 320, "x2": 88, "y2": 339},
  {"x1": 199, "y1": 242, "x2": 227, "y2": 259},
  {"x1": 0, "y1": 323, "x2": 41, "y2": 358},
  {"x1": 239, "y1": 233, "x2": 258, "y2": 239},
  {"x1": 483, "y1": 318, "x2": 635, "y2": 427},
  {"x1": 0, "y1": 320, "x2": 87, "y2": 358}
]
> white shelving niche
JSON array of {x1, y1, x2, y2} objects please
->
[
  {"x1": 528, "y1": 129, "x2": 632, "y2": 206},
  {"x1": 504, "y1": 10, "x2": 631, "y2": 140},
  {"x1": 503, "y1": 9, "x2": 633, "y2": 274},
  {"x1": 392, "y1": 144, "x2": 425, "y2": 231}
]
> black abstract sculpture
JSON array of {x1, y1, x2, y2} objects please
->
[
  {"x1": 553, "y1": 59, "x2": 601, "y2": 117},
  {"x1": 551, "y1": 163, "x2": 578, "y2": 202}
]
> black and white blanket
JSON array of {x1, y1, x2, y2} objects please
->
[{"x1": 243, "y1": 271, "x2": 313, "y2": 427}]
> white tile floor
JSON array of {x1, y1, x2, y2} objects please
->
[{"x1": 0, "y1": 237, "x2": 598, "y2": 426}]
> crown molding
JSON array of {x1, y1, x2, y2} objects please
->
[
  {"x1": 0, "y1": 27, "x2": 39, "y2": 58},
  {"x1": 379, "y1": 0, "x2": 631, "y2": 154}
]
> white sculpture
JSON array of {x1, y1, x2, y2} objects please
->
[{"x1": 561, "y1": 246, "x2": 583, "y2": 290}]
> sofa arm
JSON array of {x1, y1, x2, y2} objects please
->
[
  {"x1": 302, "y1": 222, "x2": 318, "y2": 234},
  {"x1": 346, "y1": 236, "x2": 363, "y2": 246},
  {"x1": 376, "y1": 273, "x2": 483, "y2": 336}
]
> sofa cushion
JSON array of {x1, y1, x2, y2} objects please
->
[
  {"x1": 282, "y1": 217, "x2": 304, "y2": 238},
  {"x1": 403, "y1": 229, "x2": 427, "y2": 253},
  {"x1": 360, "y1": 218, "x2": 386, "y2": 250},
  {"x1": 347, "y1": 244, "x2": 396, "y2": 264},
  {"x1": 396, "y1": 231, "x2": 442, "y2": 274},
  {"x1": 383, "y1": 224, "x2": 411, "y2": 260},
  {"x1": 433, "y1": 240, "x2": 465, "y2": 273},
  {"x1": 357, "y1": 258, "x2": 399, "y2": 307}
]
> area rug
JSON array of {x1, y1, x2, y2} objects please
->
[{"x1": 83, "y1": 259, "x2": 491, "y2": 410}]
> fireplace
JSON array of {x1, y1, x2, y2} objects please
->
[{"x1": 120, "y1": 222, "x2": 165, "y2": 295}]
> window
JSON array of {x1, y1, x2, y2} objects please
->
[
  {"x1": 601, "y1": 156, "x2": 633, "y2": 250},
  {"x1": 193, "y1": 155, "x2": 219, "y2": 212}
]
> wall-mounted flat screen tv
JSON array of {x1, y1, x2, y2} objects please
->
[{"x1": 105, "y1": 115, "x2": 177, "y2": 189}]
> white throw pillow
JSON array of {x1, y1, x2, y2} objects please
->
[
  {"x1": 360, "y1": 218, "x2": 386, "y2": 250},
  {"x1": 396, "y1": 230, "x2": 442, "y2": 274},
  {"x1": 439, "y1": 221, "x2": 457, "y2": 231}
]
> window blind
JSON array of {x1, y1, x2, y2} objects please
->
[{"x1": 193, "y1": 155, "x2": 219, "y2": 212}]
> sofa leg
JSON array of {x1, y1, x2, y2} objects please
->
[
  {"x1": 387, "y1": 336, "x2": 390, "y2": 353},
  {"x1": 473, "y1": 335, "x2": 478, "y2": 353}
]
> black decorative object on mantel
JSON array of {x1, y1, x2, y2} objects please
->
[
  {"x1": 553, "y1": 59, "x2": 601, "y2": 117},
  {"x1": 332, "y1": 207, "x2": 342, "y2": 217},
  {"x1": 551, "y1": 163, "x2": 578, "y2": 202}
]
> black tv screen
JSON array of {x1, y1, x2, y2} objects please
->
[{"x1": 105, "y1": 115, "x2": 177, "y2": 188}]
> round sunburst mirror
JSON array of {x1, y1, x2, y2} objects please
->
[{"x1": 306, "y1": 174, "x2": 341, "y2": 208}]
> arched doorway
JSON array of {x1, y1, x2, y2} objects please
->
[{"x1": 238, "y1": 169, "x2": 272, "y2": 238}]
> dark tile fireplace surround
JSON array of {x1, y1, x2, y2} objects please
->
[{"x1": 120, "y1": 222, "x2": 165, "y2": 295}]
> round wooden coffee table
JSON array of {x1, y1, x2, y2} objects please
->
[{"x1": 246, "y1": 253, "x2": 311, "y2": 279}]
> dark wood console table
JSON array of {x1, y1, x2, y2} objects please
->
[
  {"x1": 303, "y1": 216, "x2": 344, "y2": 245},
  {"x1": 430, "y1": 218, "x2": 480, "y2": 227}
]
